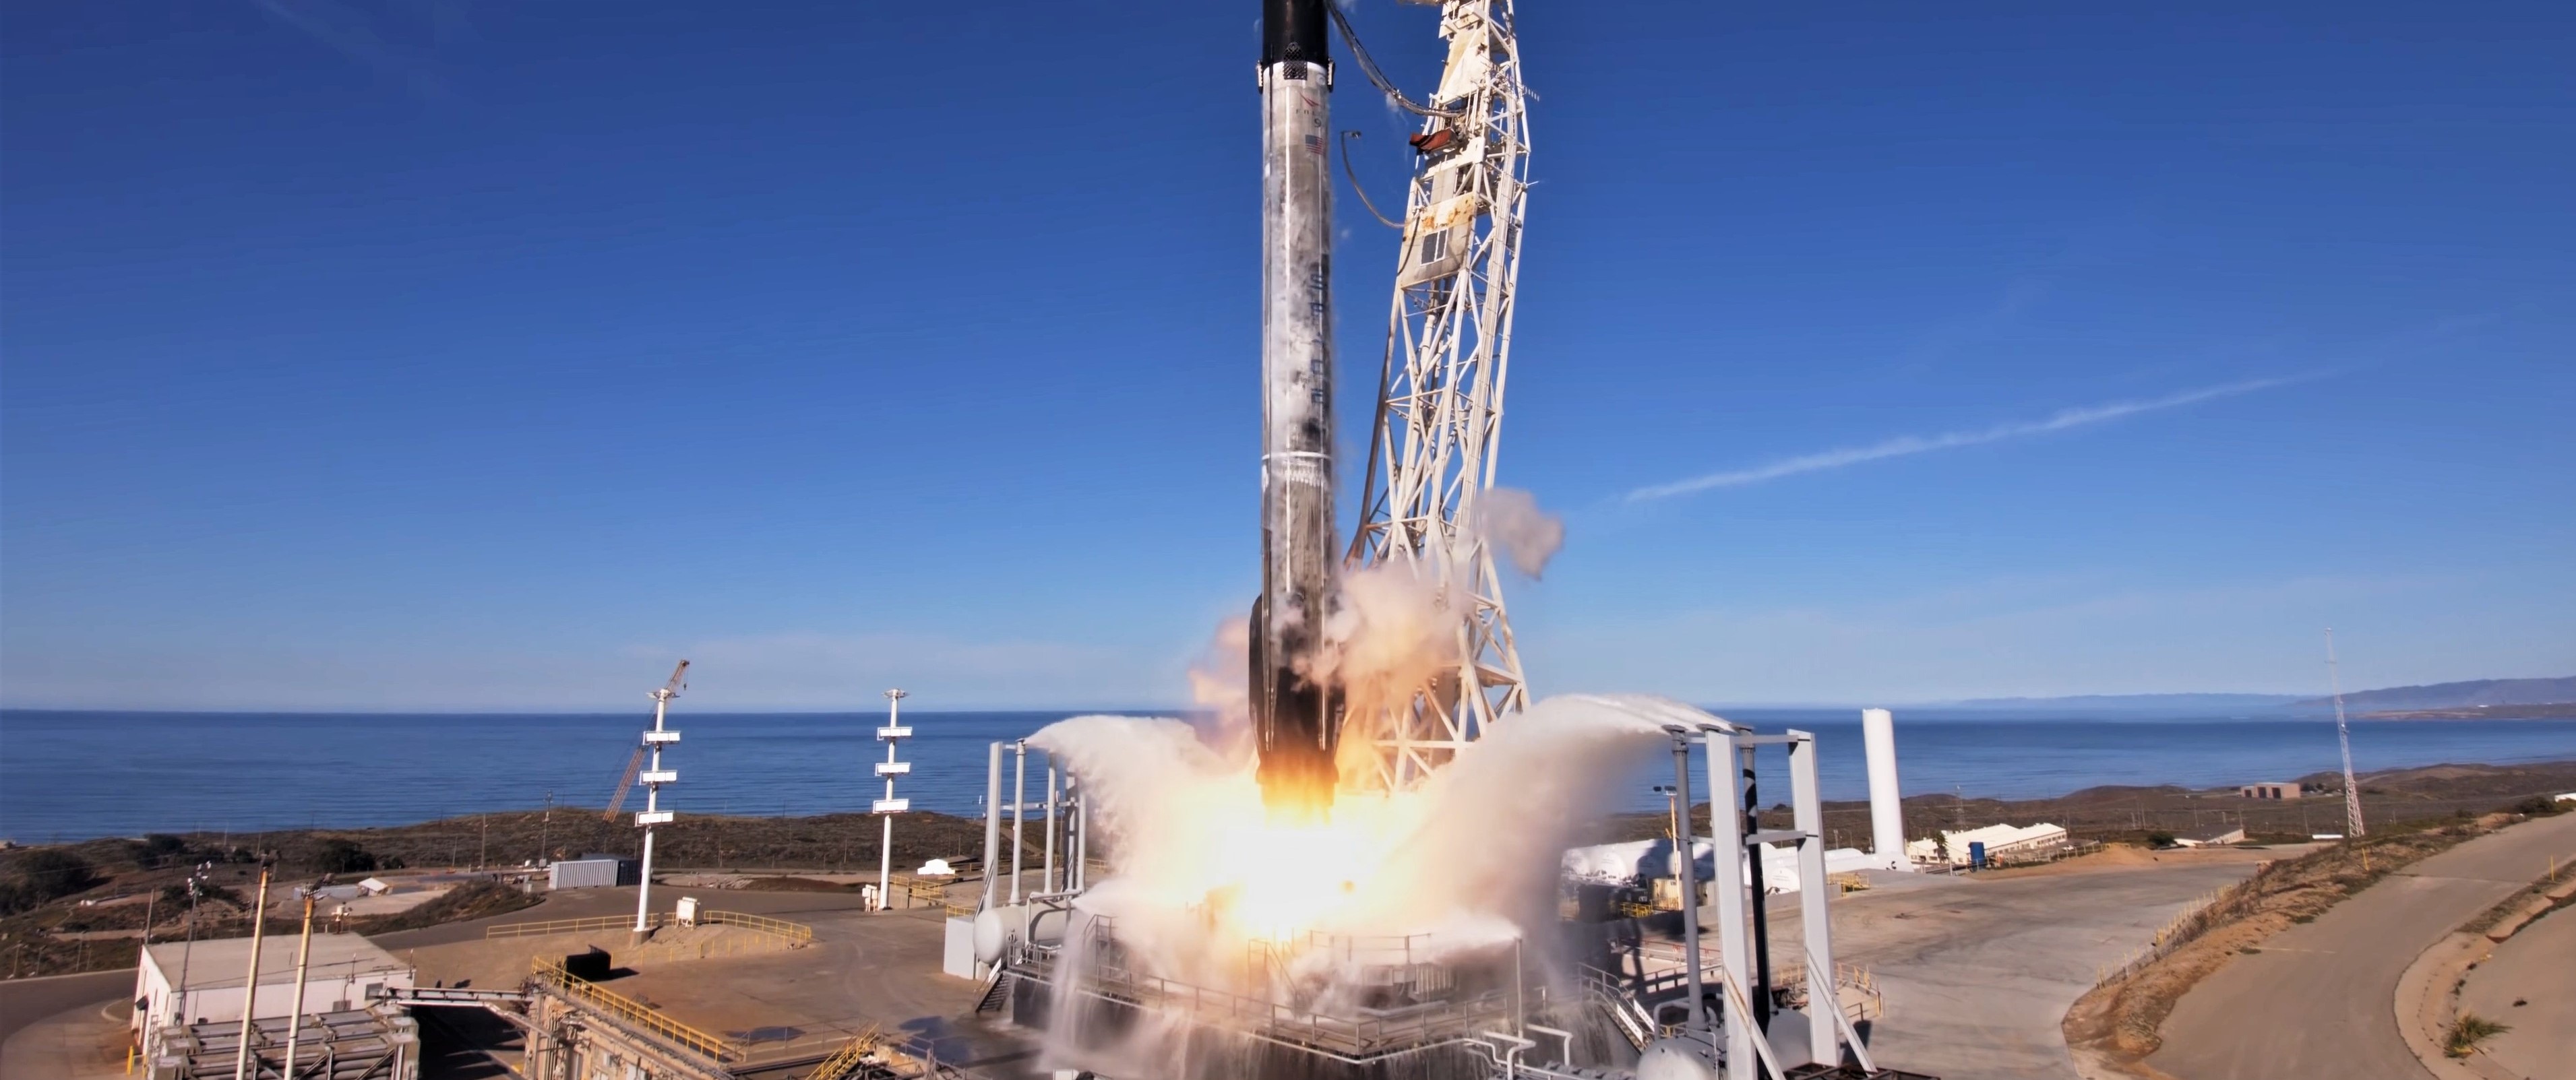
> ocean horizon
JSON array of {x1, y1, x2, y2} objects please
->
[{"x1": 3, "y1": 707, "x2": 2571, "y2": 844}]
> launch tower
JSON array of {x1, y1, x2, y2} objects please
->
[{"x1": 1348, "y1": 0, "x2": 1535, "y2": 790}]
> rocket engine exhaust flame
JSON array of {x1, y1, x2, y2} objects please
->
[
  {"x1": 1025, "y1": 695, "x2": 1718, "y2": 1077},
  {"x1": 1253, "y1": 0, "x2": 1343, "y2": 820}
]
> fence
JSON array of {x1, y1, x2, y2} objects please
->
[
  {"x1": 486, "y1": 908, "x2": 810, "y2": 945},
  {"x1": 2089, "y1": 857, "x2": 2298, "y2": 988},
  {"x1": 487, "y1": 913, "x2": 665, "y2": 939}
]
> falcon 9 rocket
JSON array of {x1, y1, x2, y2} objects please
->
[{"x1": 1250, "y1": 0, "x2": 1341, "y2": 818}]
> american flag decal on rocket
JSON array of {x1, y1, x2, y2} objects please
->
[{"x1": 1306, "y1": 133, "x2": 1325, "y2": 156}]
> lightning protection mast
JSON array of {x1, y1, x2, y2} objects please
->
[
  {"x1": 873, "y1": 689, "x2": 912, "y2": 910},
  {"x1": 1348, "y1": 0, "x2": 1535, "y2": 789},
  {"x1": 2326, "y1": 629, "x2": 2365, "y2": 838},
  {"x1": 631, "y1": 661, "x2": 687, "y2": 936}
]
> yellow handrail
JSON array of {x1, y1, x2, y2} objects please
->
[
  {"x1": 531, "y1": 957, "x2": 737, "y2": 1061},
  {"x1": 487, "y1": 913, "x2": 665, "y2": 940},
  {"x1": 803, "y1": 1027, "x2": 880, "y2": 1080},
  {"x1": 701, "y1": 910, "x2": 815, "y2": 943}
]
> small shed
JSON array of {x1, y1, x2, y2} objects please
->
[
  {"x1": 2239, "y1": 782, "x2": 2301, "y2": 800},
  {"x1": 547, "y1": 855, "x2": 639, "y2": 890}
]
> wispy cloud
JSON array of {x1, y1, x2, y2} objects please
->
[{"x1": 1626, "y1": 374, "x2": 2318, "y2": 502}]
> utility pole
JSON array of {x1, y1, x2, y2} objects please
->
[
  {"x1": 232, "y1": 858, "x2": 273, "y2": 1080},
  {"x1": 873, "y1": 690, "x2": 913, "y2": 912},
  {"x1": 2327, "y1": 629, "x2": 2366, "y2": 838},
  {"x1": 175, "y1": 864, "x2": 208, "y2": 1027},
  {"x1": 280, "y1": 891, "x2": 317, "y2": 1080}
]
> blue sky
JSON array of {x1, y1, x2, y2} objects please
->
[{"x1": 3, "y1": 1, "x2": 2569, "y2": 711}]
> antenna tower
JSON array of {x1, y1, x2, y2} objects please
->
[
  {"x1": 630, "y1": 660, "x2": 687, "y2": 934},
  {"x1": 1348, "y1": 0, "x2": 1533, "y2": 789},
  {"x1": 2326, "y1": 629, "x2": 2365, "y2": 838}
]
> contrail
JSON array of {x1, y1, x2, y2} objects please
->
[{"x1": 1626, "y1": 375, "x2": 2313, "y2": 502}]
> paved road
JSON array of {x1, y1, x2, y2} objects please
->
[
  {"x1": 2456, "y1": 900, "x2": 2576, "y2": 1080},
  {"x1": 0, "y1": 970, "x2": 133, "y2": 1060},
  {"x1": 1772, "y1": 851, "x2": 2273, "y2": 1080},
  {"x1": 2150, "y1": 813, "x2": 2576, "y2": 1080}
]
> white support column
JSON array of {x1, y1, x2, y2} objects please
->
[
  {"x1": 1703, "y1": 730, "x2": 1756, "y2": 1080},
  {"x1": 1861, "y1": 708, "x2": 1907, "y2": 869},
  {"x1": 980, "y1": 742, "x2": 1004, "y2": 912},
  {"x1": 1787, "y1": 731, "x2": 1839, "y2": 1068},
  {"x1": 1042, "y1": 757, "x2": 1059, "y2": 894},
  {"x1": 1010, "y1": 742, "x2": 1027, "y2": 905}
]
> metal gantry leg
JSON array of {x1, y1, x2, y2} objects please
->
[
  {"x1": 1786, "y1": 730, "x2": 1841, "y2": 1068},
  {"x1": 1701, "y1": 728, "x2": 1756, "y2": 1080},
  {"x1": 1665, "y1": 727, "x2": 1709, "y2": 1037}
]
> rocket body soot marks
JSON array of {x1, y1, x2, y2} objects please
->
[{"x1": 1251, "y1": 0, "x2": 1342, "y2": 818}]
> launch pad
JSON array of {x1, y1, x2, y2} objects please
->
[{"x1": 1002, "y1": 917, "x2": 1558, "y2": 1080}]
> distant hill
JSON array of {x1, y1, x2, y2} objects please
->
[
  {"x1": 1936, "y1": 693, "x2": 2302, "y2": 713},
  {"x1": 2295, "y1": 676, "x2": 2576, "y2": 713}
]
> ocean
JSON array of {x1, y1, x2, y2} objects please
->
[{"x1": 2, "y1": 708, "x2": 2570, "y2": 844}]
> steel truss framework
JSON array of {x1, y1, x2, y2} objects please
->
[{"x1": 1351, "y1": 0, "x2": 1532, "y2": 789}]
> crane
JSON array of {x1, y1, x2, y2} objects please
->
[{"x1": 604, "y1": 660, "x2": 689, "y2": 821}]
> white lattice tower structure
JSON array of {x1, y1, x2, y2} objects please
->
[{"x1": 1350, "y1": 0, "x2": 1532, "y2": 789}]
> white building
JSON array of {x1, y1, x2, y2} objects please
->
[
  {"x1": 133, "y1": 933, "x2": 413, "y2": 1034},
  {"x1": 1905, "y1": 822, "x2": 2071, "y2": 866}
]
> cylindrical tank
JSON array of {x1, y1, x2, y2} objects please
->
[{"x1": 1862, "y1": 707, "x2": 1907, "y2": 867}]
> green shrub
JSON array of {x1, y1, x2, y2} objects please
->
[
  {"x1": 2445, "y1": 1013, "x2": 2509, "y2": 1058},
  {"x1": 314, "y1": 839, "x2": 377, "y2": 875}
]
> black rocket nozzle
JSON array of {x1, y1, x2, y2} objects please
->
[
  {"x1": 1248, "y1": 596, "x2": 1341, "y2": 821},
  {"x1": 1261, "y1": 0, "x2": 1332, "y2": 68}
]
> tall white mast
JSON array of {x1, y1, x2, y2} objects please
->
[
  {"x1": 631, "y1": 661, "x2": 686, "y2": 935},
  {"x1": 873, "y1": 689, "x2": 913, "y2": 910},
  {"x1": 1350, "y1": 0, "x2": 1533, "y2": 788},
  {"x1": 2326, "y1": 629, "x2": 2365, "y2": 837}
]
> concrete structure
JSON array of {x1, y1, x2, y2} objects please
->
[
  {"x1": 1862, "y1": 707, "x2": 1911, "y2": 870},
  {"x1": 2239, "y1": 782, "x2": 2301, "y2": 799},
  {"x1": 133, "y1": 934, "x2": 411, "y2": 1034}
]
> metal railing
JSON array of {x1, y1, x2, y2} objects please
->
[
  {"x1": 1038, "y1": 952, "x2": 1525, "y2": 1062},
  {"x1": 487, "y1": 913, "x2": 665, "y2": 939},
  {"x1": 700, "y1": 909, "x2": 816, "y2": 943},
  {"x1": 484, "y1": 908, "x2": 811, "y2": 944},
  {"x1": 531, "y1": 956, "x2": 737, "y2": 1062}
]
